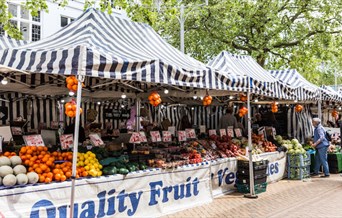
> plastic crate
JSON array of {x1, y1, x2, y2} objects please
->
[
  {"x1": 236, "y1": 173, "x2": 267, "y2": 185},
  {"x1": 287, "y1": 152, "x2": 311, "y2": 167},
  {"x1": 236, "y1": 182, "x2": 267, "y2": 194},
  {"x1": 237, "y1": 160, "x2": 269, "y2": 170},
  {"x1": 287, "y1": 165, "x2": 310, "y2": 180},
  {"x1": 237, "y1": 165, "x2": 267, "y2": 177}
]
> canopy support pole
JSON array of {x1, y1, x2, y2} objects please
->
[
  {"x1": 318, "y1": 90, "x2": 322, "y2": 120},
  {"x1": 70, "y1": 75, "x2": 84, "y2": 218},
  {"x1": 244, "y1": 75, "x2": 258, "y2": 199},
  {"x1": 136, "y1": 97, "x2": 141, "y2": 132}
]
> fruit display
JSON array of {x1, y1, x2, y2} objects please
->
[
  {"x1": 65, "y1": 99, "x2": 83, "y2": 118},
  {"x1": 239, "y1": 106, "x2": 248, "y2": 117},
  {"x1": 295, "y1": 104, "x2": 303, "y2": 112},
  {"x1": 271, "y1": 102, "x2": 278, "y2": 113},
  {"x1": 209, "y1": 135, "x2": 245, "y2": 158},
  {"x1": 148, "y1": 91, "x2": 162, "y2": 107},
  {"x1": 76, "y1": 151, "x2": 103, "y2": 177},
  {"x1": 202, "y1": 95, "x2": 212, "y2": 106},
  {"x1": 0, "y1": 151, "x2": 18, "y2": 158},
  {"x1": 332, "y1": 109, "x2": 339, "y2": 119},
  {"x1": 66, "y1": 75, "x2": 84, "y2": 92},
  {"x1": 0, "y1": 155, "x2": 39, "y2": 187},
  {"x1": 240, "y1": 94, "x2": 247, "y2": 102}
]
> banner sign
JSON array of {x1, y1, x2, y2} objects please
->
[
  {"x1": 210, "y1": 158, "x2": 237, "y2": 197},
  {"x1": 0, "y1": 164, "x2": 212, "y2": 218},
  {"x1": 259, "y1": 152, "x2": 287, "y2": 183}
]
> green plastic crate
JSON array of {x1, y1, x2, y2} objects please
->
[
  {"x1": 236, "y1": 182, "x2": 267, "y2": 194},
  {"x1": 288, "y1": 152, "x2": 311, "y2": 167},
  {"x1": 287, "y1": 165, "x2": 310, "y2": 180}
]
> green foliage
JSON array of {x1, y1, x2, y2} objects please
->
[{"x1": 0, "y1": 0, "x2": 341, "y2": 86}]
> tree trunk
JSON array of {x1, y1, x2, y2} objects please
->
[{"x1": 257, "y1": 54, "x2": 266, "y2": 67}]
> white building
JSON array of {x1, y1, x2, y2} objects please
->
[{"x1": 1, "y1": 0, "x2": 126, "y2": 42}]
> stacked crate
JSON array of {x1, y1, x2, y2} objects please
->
[
  {"x1": 236, "y1": 160, "x2": 268, "y2": 194},
  {"x1": 287, "y1": 151, "x2": 311, "y2": 180}
]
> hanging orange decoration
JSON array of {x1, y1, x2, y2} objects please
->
[
  {"x1": 271, "y1": 102, "x2": 278, "y2": 113},
  {"x1": 203, "y1": 94, "x2": 213, "y2": 106},
  {"x1": 238, "y1": 106, "x2": 248, "y2": 117},
  {"x1": 148, "y1": 91, "x2": 162, "y2": 107},
  {"x1": 332, "y1": 109, "x2": 339, "y2": 119},
  {"x1": 66, "y1": 76, "x2": 85, "y2": 92},
  {"x1": 240, "y1": 94, "x2": 247, "y2": 102},
  {"x1": 295, "y1": 104, "x2": 303, "y2": 112},
  {"x1": 65, "y1": 99, "x2": 83, "y2": 118}
]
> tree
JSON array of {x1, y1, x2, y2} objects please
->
[{"x1": 1, "y1": 0, "x2": 341, "y2": 85}]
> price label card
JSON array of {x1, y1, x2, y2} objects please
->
[
  {"x1": 185, "y1": 129, "x2": 196, "y2": 139},
  {"x1": 162, "y1": 131, "x2": 172, "y2": 142},
  {"x1": 23, "y1": 135, "x2": 45, "y2": 147},
  {"x1": 178, "y1": 131, "x2": 187, "y2": 142},
  {"x1": 139, "y1": 132, "x2": 148, "y2": 143},
  {"x1": 168, "y1": 126, "x2": 176, "y2": 136},
  {"x1": 129, "y1": 132, "x2": 141, "y2": 144},
  {"x1": 59, "y1": 134, "x2": 73, "y2": 150},
  {"x1": 219, "y1": 129, "x2": 227, "y2": 137},
  {"x1": 227, "y1": 126, "x2": 234, "y2": 137},
  {"x1": 200, "y1": 125, "x2": 206, "y2": 133},
  {"x1": 150, "y1": 131, "x2": 162, "y2": 142},
  {"x1": 89, "y1": 133, "x2": 105, "y2": 146},
  {"x1": 234, "y1": 128, "x2": 242, "y2": 138},
  {"x1": 209, "y1": 129, "x2": 217, "y2": 136}
]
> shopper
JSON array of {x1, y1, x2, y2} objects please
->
[
  {"x1": 219, "y1": 107, "x2": 237, "y2": 129},
  {"x1": 311, "y1": 117, "x2": 330, "y2": 178},
  {"x1": 234, "y1": 114, "x2": 246, "y2": 136}
]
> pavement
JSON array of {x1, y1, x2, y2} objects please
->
[{"x1": 162, "y1": 174, "x2": 342, "y2": 218}]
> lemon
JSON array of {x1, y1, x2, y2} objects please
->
[
  {"x1": 84, "y1": 166, "x2": 90, "y2": 171},
  {"x1": 84, "y1": 159, "x2": 89, "y2": 165},
  {"x1": 97, "y1": 171, "x2": 102, "y2": 176},
  {"x1": 99, "y1": 165, "x2": 103, "y2": 170}
]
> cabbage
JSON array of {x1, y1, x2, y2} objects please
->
[
  {"x1": 291, "y1": 139, "x2": 299, "y2": 145},
  {"x1": 301, "y1": 148, "x2": 306, "y2": 154},
  {"x1": 275, "y1": 135, "x2": 283, "y2": 142},
  {"x1": 296, "y1": 144, "x2": 303, "y2": 149},
  {"x1": 288, "y1": 144, "x2": 293, "y2": 150},
  {"x1": 288, "y1": 149, "x2": 295, "y2": 154},
  {"x1": 295, "y1": 149, "x2": 301, "y2": 154}
]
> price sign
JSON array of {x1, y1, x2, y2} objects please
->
[
  {"x1": 162, "y1": 131, "x2": 172, "y2": 142},
  {"x1": 23, "y1": 135, "x2": 45, "y2": 147},
  {"x1": 219, "y1": 129, "x2": 227, "y2": 137},
  {"x1": 227, "y1": 126, "x2": 234, "y2": 137},
  {"x1": 178, "y1": 131, "x2": 187, "y2": 142},
  {"x1": 185, "y1": 129, "x2": 196, "y2": 139},
  {"x1": 150, "y1": 131, "x2": 162, "y2": 142},
  {"x1": 234, "y1": 128, "x2": 242, "y2": 138},
  {"x1": 129, "y1": 132, "x2": 141, "y2": 144},
  {"x1": 200, "y1": 125, "x2": 206, "y2": 133},
  {"x1": 89, "y1": 133, "x2": 105, "y2": 146},
  {"x1": 139, "y1": 132, "x2": 148, "y2": 143},
  {"x1": 59, "y1": 134, "x2": 73, "y2": 150},
  {"x1": 168, "y1": 126, "x2": 176, "y2": 136},
  {"x1": 209, "y1": 129, "x2": 217, "y2": 136}
]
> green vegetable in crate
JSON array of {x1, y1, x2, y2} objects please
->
[
  {"x1": 139, "y1": 163, "x2": 148, "y2": 170},
  {"x1": 127, "y1": 165, "x2": 136, "y2": 172},
  {"x1": 102, "y1": 166, "x2": 117, "y2": 175},
  {"x1": 118, "y1": 168, "x2": 129, "y2": 175},
  {"x1": 100, "y1": 156, "x2": 128, "y2": 166}
]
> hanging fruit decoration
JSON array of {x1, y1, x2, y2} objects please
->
[
  {"x1": 240, "y1": 94, "x2": 247, "y2": 102},
  {"x1": 332, "y1": 108, "x2": 339, "y2": 119},
  {"x1": 203, "y1": 94, "x2": 213, "y2": 106},
  {"x1": 295, "y1": 104, "x2": 303, "y2": 112},
  {"x1": 271, "y1": 102, "x2": 278, "y2": 113},
  {"x1": 238, "y1": 106, "x2": 248, "y2": 117},
  {"x1": 148, "y1": 91, "x2": 162, "y2": 107},
  {"x1": 66, "y1": 76, "x2": 85, "y2": 92},
  {"x1": 65, "y1": 99, "x2": 83, "y2": 118}
]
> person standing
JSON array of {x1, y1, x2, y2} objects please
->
[
  {"x1": 219, "y1": 107, "x2": 238, "y2": 129},
  {"x1": 311, "y1": 118, "x2": 330, "y2": 178}
]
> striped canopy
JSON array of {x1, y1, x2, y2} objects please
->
[
  {"x1": 0, "y1": 35, "x2": 27, "y2": 49},
  {"x1": 208, "y1": 51, "x2": 294, "y2": 99},
  {"x1": 0, "y1": 8, "x2": 238, "y2": 92},
  {"x1": 320, "y1": 85, "x2": 342, "y2": 103},
  {"x1": 269, "y1": 69, "x2": 319, "y2": 101}
]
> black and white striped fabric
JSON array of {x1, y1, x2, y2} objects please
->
[
  {"x1": 208, "y1": 52, "x2": 294, "y2": 99},
  {"x1": 269, "y1": 69, "x2": 319, "y2": 101},
  {"x1": 320, "y1": 85, "x2": 342, "y2": 102},
  {"x1": 287, "y1": 105, "x2": 313, "y2": 143},
  {"x1": 0, "y1": 36, "x2": 27, "y2": 49},
  {"x1": 0, "y1": 8, "x2": 239, "y2": 92}
]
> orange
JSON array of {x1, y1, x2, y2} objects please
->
[
  {"x1": 72, "y1": 85, "x2": 77, "y2": 91},
  {"x1": 72, "y1": 104, "x2": 77, "y2": 111},
  {"x1": 60, "y1": 175, "x2": 66, "y2": 182},
  {"x1": 46, "y1": 172, "x2": 53, "y2": 179},
  {"x1": 24, "y1": 160, "x2": 30, "y2": 165},
  {"x1": 42, "y1": 157, "x2": 48, "y2": 163},
  {"x1": 82, "y1": 171, "x2": 88, "y2": 177},
  {"x1": 43, "y1": 147, "x2": 48, "y2": 152},
  {"x1": 52, "y1": 152, "x2": 58, "y2": 157},
  {"x1": 67, "y1": 111, "x2": 74, "y2": 117},
  {"x1": 62, "y1": 167, "x2": 68, "y2": 173},
  {"x1": 27, "y1": 149, "x2": 33, "y2": 155},
  {"x1": 20, "y1": 147, "x2": 27, "y2": 154},
  {"x1": 40, "y1": 164, "x2": 48, "y2": 172},
  {"x1": 54, "y1": 173, "x2": 61, "y2": 181},
  {"x1": 29, "y1": 161, "x2": 34, "y2": 167},
  {"x1": 35, "y1": 168, "x2": 42, "y2": 174},
  {"x1": 33, "y1": 164, "x2": 39, "y2": 169},
  {"x1": 66, "y1": 76, "x2": 74, "y2": 84},
  {"x1": 67, "y1": 83, "x2": 73, "y2": 90},
  {"x1": 46, "y1": 160, "x2": 53, "y2": 167},
  {"x1": 55, "y1": 164, "x2": 61, "y2": 169},
  {"x1": 53, "y1": 169, "x2": 60, "y2": 174},
  {"x1": 37, "y1": 146, "x2": 44, "y2": 152},
  {"x1": 39, "y1": 175, "x2": 45, "y2": 183},
  {"x1": 45, "y1": 177, "x2": 52, "y2": 183},
  {"x1": 65, "y1": 171, "x2": 72, "y2": 178},
  {"x1": 28, "y1": 167, "x2": 33, "y2": 172}
]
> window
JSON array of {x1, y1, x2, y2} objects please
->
[
  {"x1": 61, "y1": 16, "x2": 74, "y2": 27},
  {"x1": 4, "y1": 3, "x2": 41, "y2": 41}
]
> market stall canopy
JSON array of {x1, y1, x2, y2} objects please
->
[
  {"x1": 0, "y1": 8, "x2": 239, "y2": 92},
  {"x1": 269, "y1": 69, "x2": 319, "y2": 101},
  {"x1": 320, "y1": 85, "x2": 342, "y2": 103},
  {"x1": 208, "y1": 51, "x2": 294, "y2": 99}
]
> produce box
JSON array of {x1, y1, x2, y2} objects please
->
[
  {"x1": 287, "y1": 165, "x2": 310, "y2": 180},
  {"x1": 236, "y1": 173, "x2": 267, "y2": 185},
  {"x1": 237, "y1": 159, "x2": 269, "y2": 170},
  {"x1": 236, "y1": 182, "x2": 267, "y2": 194},
  {"x1": 237, "y1": 164, "x2": 268, "y2": 177},
  {"x1": 328, "y1": 153, "x2": 342, "y2": 173},
  {"x1": 287, "y1": 151, "x2": 311, "y2": 167}
]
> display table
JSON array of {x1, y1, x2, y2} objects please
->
[{"x1": 328, "y1": 153, "x2": 342, "y2": 173}]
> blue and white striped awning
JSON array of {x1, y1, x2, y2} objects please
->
[
  {"x1": 269, "y1": 69, "x2": 319, "y2": 101},
  {"x1": 0, "y1": 8, "x2": 238, "y2": 92},
  {"x1": 208, "y1": 51, "x2": 294, "y2": 99},
  {"x1": 0, "y1": 35, "x2": 27, "y2": 49},
  {"x1": 320, "y1": 85, "x2": 342, "y2": 103}
]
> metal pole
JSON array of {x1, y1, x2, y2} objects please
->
[
  {"x1": 69, "y1": 76, "x2": 84, "y2": 218},
  {"x1": 335, "y1": 70, "x2": 337, "y2": 91},
  {"x1": 318, "y1": 89, "x2": 322, "y2": 120},
  {"x1": 180, "y1": 4, "x2": 185, "y2": 53},
  {"x1": 244, "y1": 75, "x2": 258, "y2": 199},
  {"x1": 136, "y1": 97, "x2": 141, "y2": 132}
]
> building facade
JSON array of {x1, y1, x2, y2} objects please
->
[{"x1": 1, "y1": 0, "x2": 126, "y2": 42}]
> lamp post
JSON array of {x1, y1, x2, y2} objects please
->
[{"x1": 156, "y1": 0, "x2": 208, "y2": 53}]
